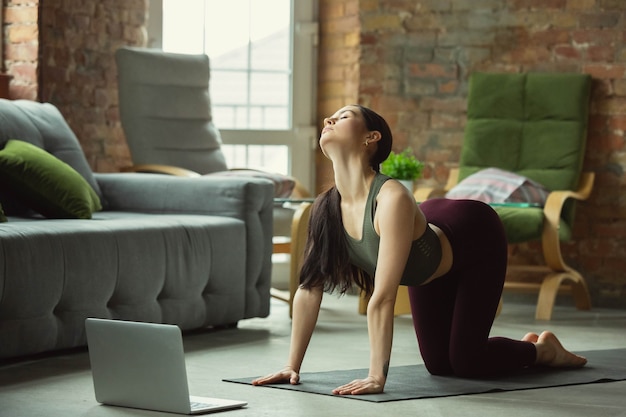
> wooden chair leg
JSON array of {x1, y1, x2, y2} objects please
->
[
  {"x1": 270, "y1": 202, "x2": 312, "y2": 318},
  {"x1": 535, "y1": 273, "x2": 563, "y2": 321},
  {"x1": 358, "y1": 292, "x2": 369, "y2": 315},
  {"x1": 288, "y1": 202, "x2": 312, "y2": 318},
  {"x1": 568, "y1": 270, "x2": 593, "y2": 312},
  {"x1": 535, "y1": 269, "x2": 592, "y2": 320},
  {"x1": 393, "y1": 286, "x2": 412, "y2": 316}
]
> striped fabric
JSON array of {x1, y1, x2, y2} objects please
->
[{"x1": 446, "y1": 168, "x2": 549, "y2": 206}]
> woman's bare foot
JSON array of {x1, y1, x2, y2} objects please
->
[
  {"x1": 534, "y1": 331, "x2": 587, "y2": 368},
  {"x1": 522, "y1": 332, "x2": 539, "y2": 343}
]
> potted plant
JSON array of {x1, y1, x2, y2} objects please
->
[{"x1": 381, "y1": 148, "x2": 424, "y2": 191}]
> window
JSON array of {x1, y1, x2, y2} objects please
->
[{"x1": 154, "y1": 0, "x2": 317, "y2": 190}]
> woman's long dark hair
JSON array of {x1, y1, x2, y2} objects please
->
[{"x1": 299, "y1": 105, "x2": 393, "y2": 296}]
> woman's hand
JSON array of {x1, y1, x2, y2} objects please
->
[
  {"x1": 252, "y1": 287, "x2": 322, "y2": 389},
  {"x1": 332, "y1": 375, "x2": 384, "y2": 395},
  {"x1": 252, "y1": 366, "x2": 300, "y2": 386}
]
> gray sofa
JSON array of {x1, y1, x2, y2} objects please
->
[{"x1": 0, "y1": 99, "x2": 274, "y2": 360}]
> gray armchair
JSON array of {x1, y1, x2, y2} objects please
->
[
  {"x1": 116, "y1": 48, "x2": 228, "y2": 176},
  {"x1": 115, "y1": 47, "x2": 311, "y2": 310}
]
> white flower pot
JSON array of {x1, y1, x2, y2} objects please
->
[{"x1": 398, "y1": 179, "x2": 414, "y2": 192}]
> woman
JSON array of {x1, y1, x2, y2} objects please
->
[{"x1": 253, "y1": 105, "x2": 587, "y2": 395}]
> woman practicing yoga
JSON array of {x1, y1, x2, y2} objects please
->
[{"x1": 253, "y1": 104, "x2": 587, "y2": 395}]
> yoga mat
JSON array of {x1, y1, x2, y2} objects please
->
[{"x1": 224, "y1": 348, "x2": 626, "y2": 402}]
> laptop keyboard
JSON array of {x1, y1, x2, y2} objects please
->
[{"x1": 190, "y1": 401, "x2": 218, "y2": 410}]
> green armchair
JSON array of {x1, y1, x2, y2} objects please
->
[{"x1": 416, "y1": 72, "x2": 594, "y2": 320}]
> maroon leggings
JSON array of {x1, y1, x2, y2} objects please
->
[{"x1": 408, "y1": 198, "x2": 536, "y2": 377}]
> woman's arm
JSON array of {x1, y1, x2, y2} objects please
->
[
  {"x1": 252, "y1": 286, "x2": 323, "y2": 385},
  {"x1": 334, "y1": 180, "x2": 419, "y2": 395},
  {"x1": 286, "y1": 286, "x2": 323, "y2": 373}
]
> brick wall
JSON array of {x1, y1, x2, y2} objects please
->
[
  {"x1": 2, "y1": 0, "x2": 39, "y2": 100},
  {"x1": 2, "y1": 0, "x2": 148, "y2": 171},
  {"x1": 2, "y1": 0, "x2": 624, "y2": 308},
  {"x1": 318, "y1": 0, "x2": 626, "y2": 308},
  {"x1": 37, "y1": 0, "x2": 148, "y2": 172},
  {"x1": 317, "y1": 0, "x2": 361, "y2": 190}
]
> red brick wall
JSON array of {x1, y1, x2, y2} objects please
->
[
  {"x1": 317, "y1": 0, "x2": 361, "y2": 190},
  {"x1": 319, "y1": 0, "x2": 626, "y2": 308},
  {"x1": 37, "y1": 0, "x2": 148, "y2": 172},
  {"x1": 2, "y1": 0, "x2": 39, "y2": 100},
  {"x1": 1, "y1": 0, "x2": 148, "y2": 171}
]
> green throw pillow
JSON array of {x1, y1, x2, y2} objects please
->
[
  {"x1": 0, "y1": 202, "x2": 6, "y2": 222},
  {"x1": 0, "y1": 139, "x2": 102, "y2": 219}
]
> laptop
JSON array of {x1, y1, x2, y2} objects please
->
[{"x1": 85, "y1": 318, "x2": 247, "y2": 414}]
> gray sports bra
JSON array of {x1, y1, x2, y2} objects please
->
[{"x1": 344, "y1": 174, "x2": 442, "y2": 286}]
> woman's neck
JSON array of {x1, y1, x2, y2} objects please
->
[{"x1": 333, "y1": 161, "x2": 377, "y2": 204}]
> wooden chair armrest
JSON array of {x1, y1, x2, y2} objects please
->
[
  {"x1": 542, "y1": 172, "x2": 595, "y2": 270},
  {"x1": 414, "y1": 186, "x2": 446, "y2": 201},
  {"x1": 413, "y1": 167, "x2": 459, "y2": 201},
  {"x1": 121, "y1": 164, "x2": 201, "y2": 177}
]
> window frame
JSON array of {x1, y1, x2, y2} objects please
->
[{"x1": 147, "y1": 0, "x2": 318, "y2": 191}]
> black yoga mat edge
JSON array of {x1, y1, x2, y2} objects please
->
[{"x1": 223, "y1": 348, "x2": 626, "y2": 403}]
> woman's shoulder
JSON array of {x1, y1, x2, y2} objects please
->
[{"x1": 377, "y1": 177, "x2": 416, "y2": 210}]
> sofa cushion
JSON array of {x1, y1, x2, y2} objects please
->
[
  {"x1": 0, "y1": 99, "x2": 102, "y2": 198},
  {"x1": 0, "y1": 140, "x2": 102, "y2": 219},
  {"x1": 0, "y1": 212, "x2": 248, "y2": 358},
  {"x1": 446, "y1": 167, "x2": 550, "y2": 206}
]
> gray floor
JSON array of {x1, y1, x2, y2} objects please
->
[{"x1": 1, "y1": 294, "x2": 626, "y2": 417}]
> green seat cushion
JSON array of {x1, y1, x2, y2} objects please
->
[
  {"x1": 493, "y1": 206, "x2": 572, "y2": 243},
  {"x1": 0, "y1": 139, "x2": 102, "y2": 219}
]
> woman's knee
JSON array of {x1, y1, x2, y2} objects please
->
[
  {"x1": 449, "y1": 355, "x2": 486, "y2": 378},
  {"x1": 424, "y1": 353, "x2": 484, "y2": 378},
  {"x1": 423, "y1": 357, "x2": 454, "y2": 376}
]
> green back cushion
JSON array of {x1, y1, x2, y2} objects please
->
[
  {"x1": 462, "y1": 72, "x2": 591, "y2": 190},
  {"x1": 0, "y1": 140, "x2": 102, "y2": 219}
]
